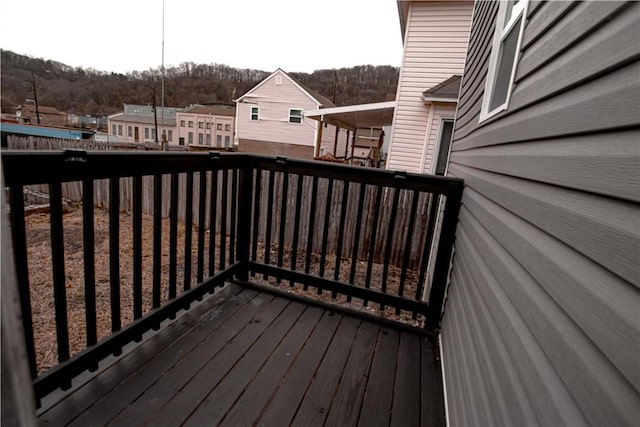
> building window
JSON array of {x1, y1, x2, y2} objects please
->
[
  {"x1": 188, "y1": 132, "x2": 193, "y2": 144},
  {"x1": 188, "y1": 120, "x2": 194, "y2": 128},
  {"x1": 198, "y1": 133, "x2": 204, "y2": 145},
  {"x1": 224, "y1": 135, "x2": 230, "y2": 147},
  {"x1": 216, "y1": 135, "x2": 222, "y2": 147},
  {"x1": 206, "y1": 122, "x2": 211, "y2": 129},
  {"x1": 118, "y1": 125, "x2": 123, "y2": 136},
  {"x1": 275, "y1": 75, "x2": 283, "y2": 86},
  {"x1": 206, "y1": 134, "x2": 211, "y2": 145},
  {"x1": 128, "y1": 126, "x2": 132, "y2": 137},
  {"x1": 225, "y1": 124, "x2": 231, "y2": 131},
  {"x1": 481, "y1": 0, "x2": 528, "y2": 121},
  {"x1": 112, "y1": 124, "x2": 116, "y2": 135},
  {"x1": 145, "y1": 128, "x2": 149, "y2": 139},
  {"x1": 152, "y1": 128, "x2": 157, "y2": 140},
  {"x1": 434, "y1": 119, "x2": 455, "y2": 176},
  {"x1": 134, "y1": 127, "x2": 139, "y2": 142},
  {"x1": 289, "y1": 109, "x2": 303, "y2": 124},
  {"x1": 168, "y1": 129, "x2": 173, "y2": 142},
  {"x1": 250, "y1": 107, "x2": 259, "y2": 121},
  {"x1": 181, "y1": 120, "x2": 186, "y2": 127},
  {"x1": 215, "y1": 123, "x2": 221, "y2": 131},
  {"x1": 198, "y1": 121, "x2": 204, "y2": 129},
  {"x1": 179, "y1": 137, "x2": 185, "y2": 146}
]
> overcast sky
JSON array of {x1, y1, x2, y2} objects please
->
[{"x1": 0, "y1": 0, "x2": 403, "y2": 74}]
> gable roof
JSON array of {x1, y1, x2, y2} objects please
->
[
  {"x1": 235, "y1": 68, "x2": 335, "y2": 108},
  {"x1": 422, "y1": 75, "x2": 462, "y2": 103}
]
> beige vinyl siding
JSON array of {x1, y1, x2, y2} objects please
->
[
  {"x1": 442, "y1": 1, "x2": 640, "y2": 425},
  {"x1": 236, "y1": 71, "x2": 319, "y2": 147},
  {"x1": 387, "y1": 1, "x2": 473, "y2": 173}
]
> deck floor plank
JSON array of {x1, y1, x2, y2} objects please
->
[
  {"x1": 390, "y1": 331, "x2": 422, "y2": 427},
  {"x1": 357, "y1": 327, "x2": 401, "y2": 427},
  {"x1": 256, "y1": 310, "x2": 343, "y2": 427},
  {"x1": 324, "y1": 320, "x2": 380, "y2": 426},
  {"x1": 38, "y1": 284, "x2": 445, "y2": 427},
  {"x1": 290, "y1": 316, "x2": 361, "y2": 426},
  {"x1": 40, "y1": 285, "x2": 254, "y2": 426},
  {"x1": 182, "y1": 301, "x2": 307, "y2": 426}
]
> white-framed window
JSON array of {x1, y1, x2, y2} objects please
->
[
  {"x1": 480, "y1": 0, "x2": 528, "y2": 122},
  {"x1": 275, "y1": 75, "x2": 283, "y2": 86},
  {"x1": 198, "y1": 133, "x2": 203, "y2": 145},
  {"x1": 250, "y1": 107, "x2": 259, "y2": 121},
  {"x1": 111, "y1": 124, "x2": 116, "y2": 135},
  {"x1": 224, "y1": 135, "x2": 230, "y2": 147},
  {"x1": 216, "y1": 135, "x2": 222, "y2": 146},
  {"x1": 289, "y1": 109, "x2": 303, "y2": 124}
]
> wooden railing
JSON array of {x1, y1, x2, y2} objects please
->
[{"x1": 2, "y1": 150, "x2": 463, "y2": 404}]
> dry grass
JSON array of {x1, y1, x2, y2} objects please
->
[{"x1": 25, "y1": 206, "x2": 425, "y2": 374}]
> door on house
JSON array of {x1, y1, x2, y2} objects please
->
[{"x1": 434, "y1": 119, "x2": 454, "y2": 176}]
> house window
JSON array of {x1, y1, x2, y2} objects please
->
[
  {"x1": 434, "y1": 119, "x2": 455, "y2": 176},
  {"x1": 225, "y1": 124, "x2": 231, "y2": 131},
  {"x1": 198, "y1": 122, "x2": 204, "y2": 129},
  {"x1": 145, "y1": 128, "x2": 149, "y2": 139},
  {"x1": 289, "y1": 109, "x2": 303, "y2": 124},
  {"x1": 198, "y1": 133, "x2": 204, "y2": 145},
  {"x1": 188, "y1": 132, "x2": 193, "y2": 144},
  {"x1": 206, "y1": 122, "x2": 211, "y2": 129},
  {"x1": 224, "y1": 136, "x2": 230, "y2": 147},
  {"x1": 179, "y1": 137, "x2": 185, "y2": 146},
  {"x1": 128, "y1": 126, "x2": 132, "y2": 137},
  {"x1": 112, "y1": 124, "x2": 116, "y2": 135},
  {"x1": 275, "y1": 75, "x2": 283, "y2": 86},
  {"x1": 180, "y1": 120, "x2": 186, "y2": 127},
  {"x1": 216, "y1": 135, "x2": 222, "y2": 147},
  {"x1": 134, "y1": 127, "x2": 139, "y2": 142},
  {"x1": 216, "y1": 123, "x2": 222, "y2": 131},
  {"x1": 188, "y1": 120, "x2": 193, "y2": 128},
  {"x1": 480, "y1": 0, "x2": 528, "y2": 121},
  {"x1": 250, "y1": 107, "x2": 259, "y2": 121},
  {"x1": 168, "y1": 130, "x2": 173, "y2": 142},
  {"x1": 118, "y1": 125, "x2": 123, "y2": 136},
  {"x1": 151, "y1": 128, "x2": 156, "y2": 140},
  {"x1": 206, "y1": 134, "x2": 211, "y2": 145}
]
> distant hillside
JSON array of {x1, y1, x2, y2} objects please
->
[{"x1": 0, "y1": 50, "x2": 399, "y2": 117}]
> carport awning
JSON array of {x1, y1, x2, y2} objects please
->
[{"x1": 304, "y1": 101, "x2": 396, "y2": 130}]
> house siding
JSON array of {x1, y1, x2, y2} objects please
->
[
  {"x1": 235, "y1": 70, "x2": 320, "y2": 153},
  {"x1": 387, "y1": 1, "x2": 473, "y2": 173},
  {"x1": 442, "y1": 1, "x2": 640, "y2": 426},
  {"x1": 423, "y1": 103, "x2": 457, "y2": 173}
]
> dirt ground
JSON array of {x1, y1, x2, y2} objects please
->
[{"x1": 24, "y1": 206, "x2": 425, "y2": 374}]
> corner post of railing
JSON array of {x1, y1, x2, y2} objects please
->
[
  {"x1": 425, "y1": 179, "x2": 464, "y2": 333},
  {"x1": 236, "y1": 155, "x2": 253, "y2": 281}
]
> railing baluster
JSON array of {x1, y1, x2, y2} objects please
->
[
  {"x1": 349, "y1": 183, "x2": 367, "y2": 300},
  {"x1": 276, "y1": 172, "x2": 289, "y2": 284},
  {"x1": 364, "y1": 185, "x2": 383, "y2": 306},
  {"x1": 132, "y1": 176, "x2": 143, "y2": 321},
  {"x1": 263, "y1": 170, "x2": 275, "y2": 278},
  {"x1": 236, "y1": 163, "x2": 253, "y2": 282},
  {"x1": 229, "y1": 169, "x2": 238, "y2": 264},
  {"x1": 169, "y1": 173, "x2": 178, "y2": 300},
  {"x1": 9, "y1": 184, "x2": 38, "y2": 379},
  {"x1": 184, "y1": 172, "x2": 194, "y2": 291},
  {"x1": 82, "y1": 179, "x2": 97, "y2": 346},
  {"x1": 397, "y1": 189, "x2": 420, "y2": 315},
  {"x1": 415, "y1": 193, "x2": 440, "y2": 309},
  {"x1": 380, "y1": 186, "x2": 401, "y2": 310},
  {"x1": 50, "y1": 181, "x2": 70, "y2": 364},
  {"x1": 251, "y1": 169, "x2": 262, "y2": 268},
  {"x1": 220, "y1": 169, "x2": 228, "y2": 270},
  {"x1": 318, "y1": 178, "x2": 334, "y2": 285},
  {"x1": 208, "y1": 170, "x2": 218, "y2": 276},
  {"x1": 152, "y1": 174, "x2": 162, "y2": 309},
  {"x1": 332, "y1": 180, "x2": 350, "y2": 298},
  {"x1": 289, "y1": 174, "x2": 304, "y2": 286},
  {"x1": 109, "y1": 177, "x2": 121, "y2": 334},
  {"x1": 304, "y1": 176, "x2": 319, "y2": 289},
  {"x1": 197, "y1": 170, "x2": 207, "y2": 283}
]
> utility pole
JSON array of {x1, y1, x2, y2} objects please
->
[{"x1": 26, "y1": 72, "x2": 41, "y2": 125}]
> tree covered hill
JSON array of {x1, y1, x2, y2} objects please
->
[{"x1": 1, "y1": 49, "x2": 399, "y2": 117}]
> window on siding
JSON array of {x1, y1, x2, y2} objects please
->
[
  {"x1": 206, "y1": 122, "x2": 211, "y2": 129},
  {"x1": 198, "y1": 122, "x2": 203, "y2": 129},
  {"x1": 216, "y1": 135, "x2": 222, "y2": 147},
  {"x1": 225, "y1": 124, "x2": 231, "y2": 131},
  {"x1": 180, "y1": 120, "x2": 186, "y2": 127},
  {"x1": 168, "y1": 130, "x2": 173, "y2": 142},
  {"x1": 112, "y1": 124, "x2": 116, "y2": 135},
  {"x1": 188, "y1": 120, "x2": 193, "y2": 128},
  {"x1": 145, "y1": 128, "x2": 149, "y2": 139},
  {"x1": 118, "y1": 125, "x2": 123, "y2": 136},
  {"x1": 250, "y1": 107, "x2": 259, "y2": 121},
  {"x1": 217, "y1": 123, "x2": 222, "y2": 131},
  {"x1": 480, "y1": 0, "x2": 528, "y2": 122},
  {"x1": 275, "y1": 75, "x2": 283, "y2": 86},
  {"x1": 289, "y1": 109, "x2": 303, "y2": 124},
  {"x1": 151, "y1": 128, "x2": 156, "y2": 140},
  {"x1": 198, "y1": 133, "x2": 203, "y2": 145},
  {"x1": 128, "y1": 126, "x2": 132, "y2": 137},
  {"x1": 188, "y1": 132, "x2": 193, "y2": 144},
  {"x1": 224, "y1": 136, "x2": 230, "y2": 147},
  {"x1": 206, "y1": 134, "x2": 211, "y2": 145}
]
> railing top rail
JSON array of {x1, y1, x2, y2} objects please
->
[{"x1": 2, "y1": 150, "x2": 463, "y2": 196}]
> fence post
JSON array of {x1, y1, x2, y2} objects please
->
[
  {"x1": 236, "y1": 156, "x2": 253, "y2": 281},
  {"x1": 425, "y1": 180, "x2": 463, "y2": 332}
]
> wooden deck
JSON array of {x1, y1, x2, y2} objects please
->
[{"x1": 36, "y1": 284, "x2": 445, "y2": 427}]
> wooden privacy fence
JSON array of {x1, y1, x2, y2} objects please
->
[
  {"x1": 7, "y1": 135, "x2": 163, "y2": 151},
  {"x1": 22, "y1": 169, "x2": 436, "y2": 269}
]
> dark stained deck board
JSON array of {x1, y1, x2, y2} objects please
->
[
  {"x1": 38, "y1": 284, "x2": 445, "y2": 427},
  {"x1": 357, "y1": 327, "x2": 400, "y2": 427},
  {"x1": 37, "y1": 285, "x2": 257, "y2": 426}
]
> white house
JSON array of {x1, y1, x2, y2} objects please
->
[{"x1": 234, "y1": 68, "x2": 338, "y2": 159}]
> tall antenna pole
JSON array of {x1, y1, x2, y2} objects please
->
[{"x1": 161, "y1": 0, "x2": 166, "y2": 148}]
